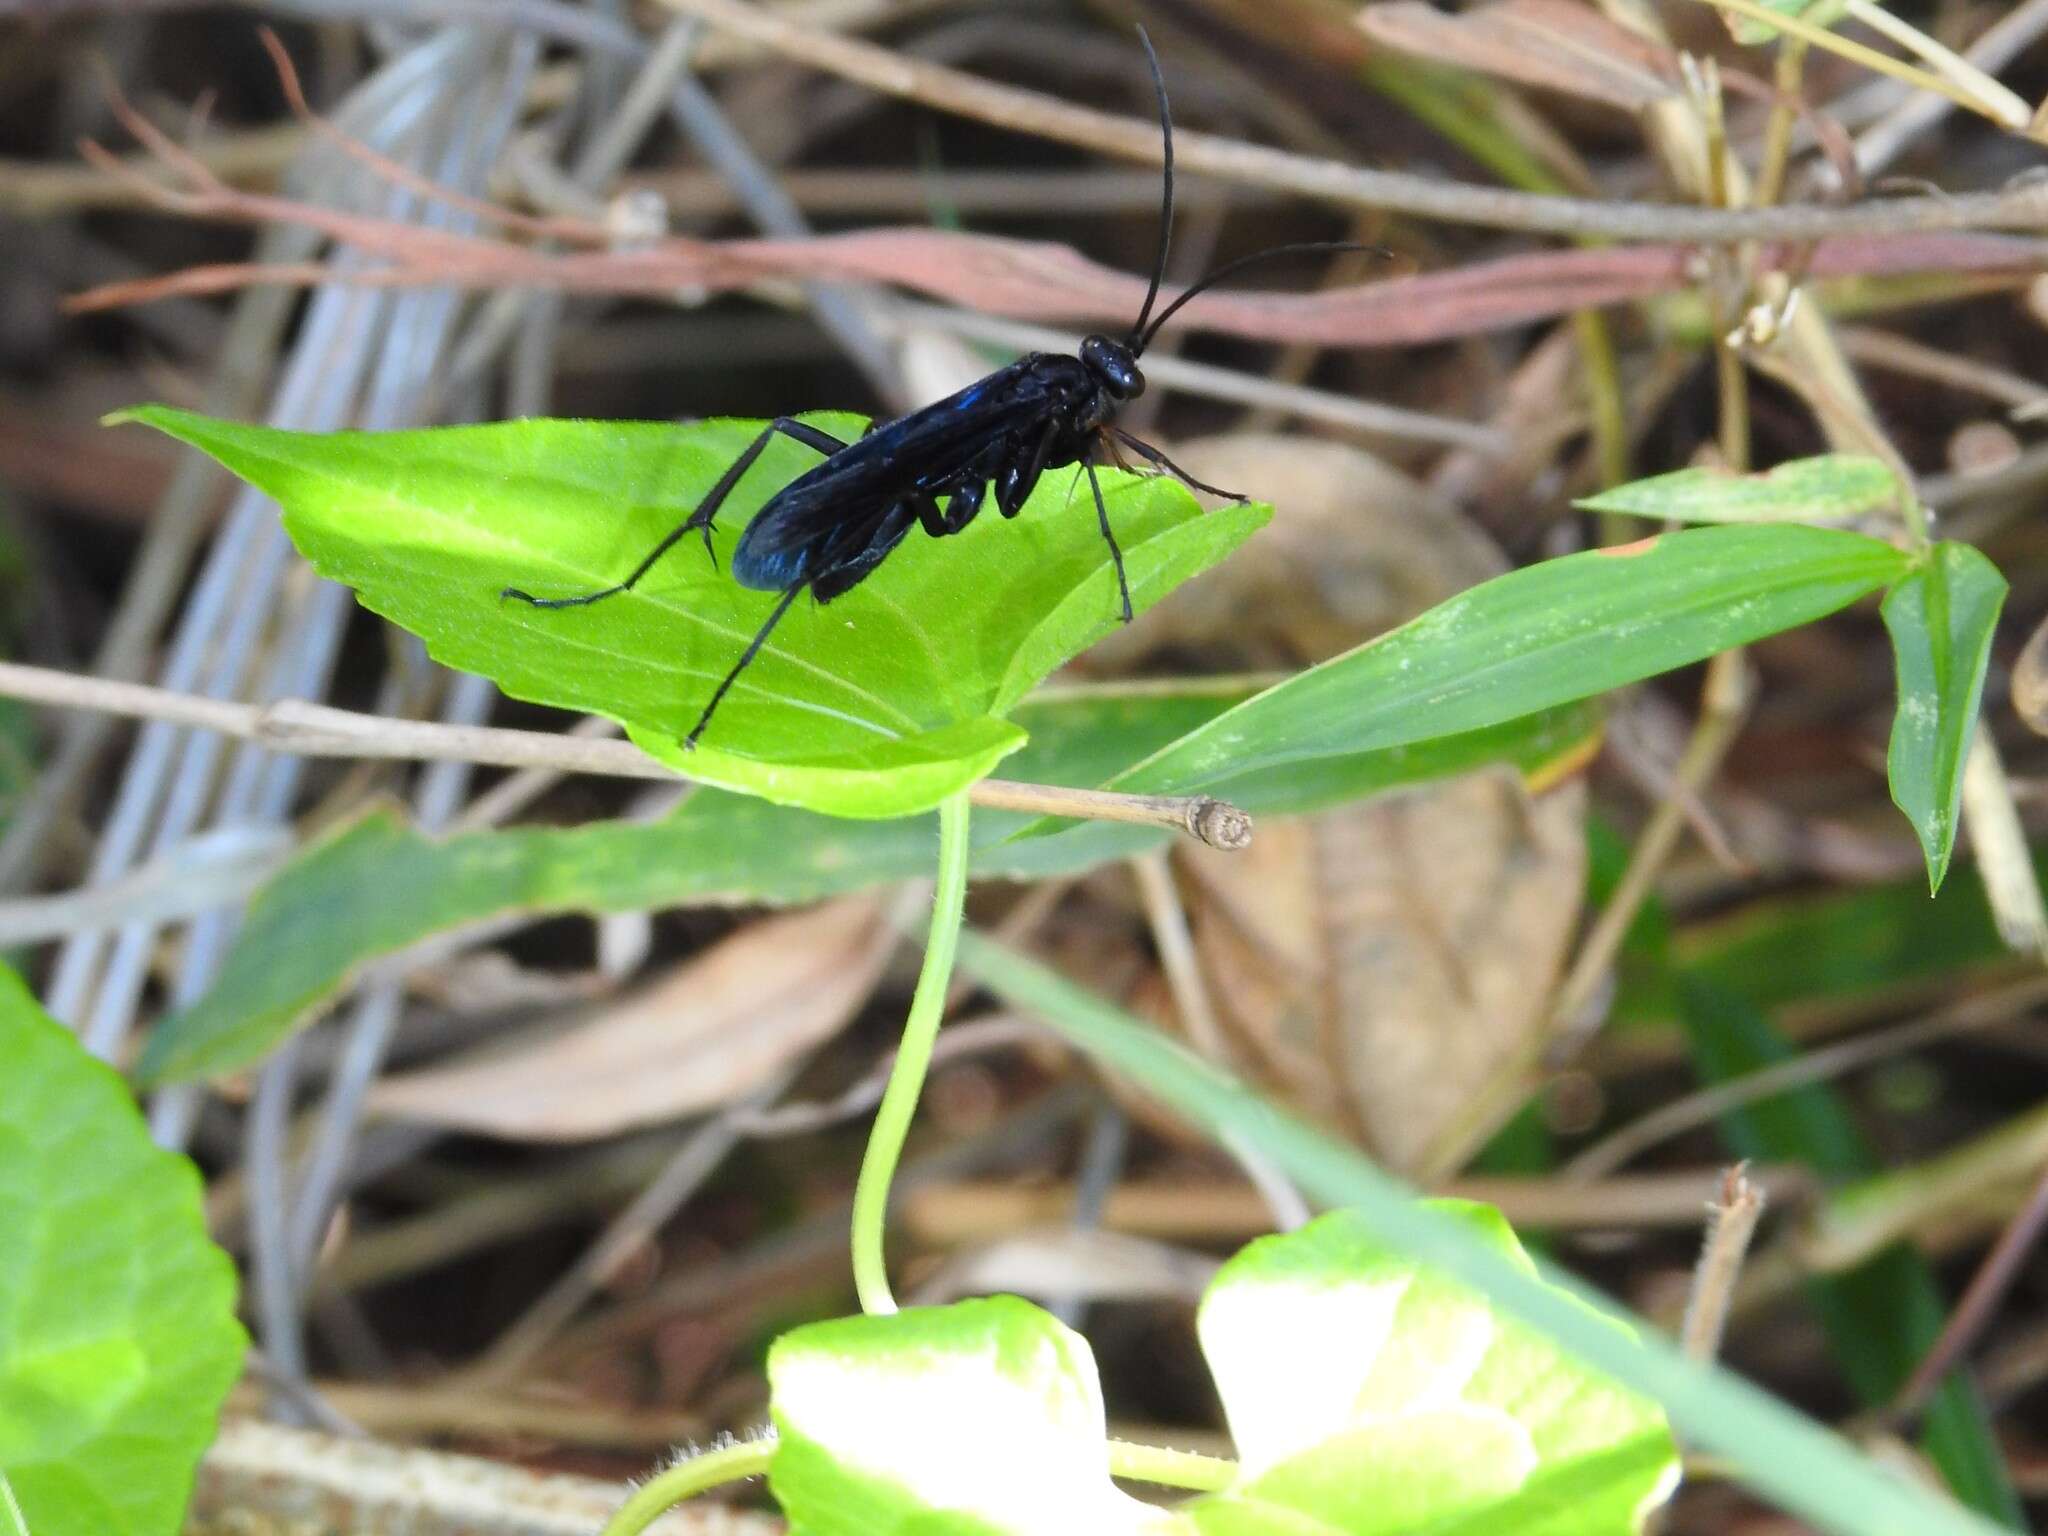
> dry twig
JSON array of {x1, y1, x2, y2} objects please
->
[{"x1": 0, "y1": 661, "x2": 1252, "y2": 849}]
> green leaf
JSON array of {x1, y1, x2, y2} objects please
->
[
  {"x1": 1881, "y1": 542, "x2": 2006, "y2": 892},
  {"x1": 768, "y1": 1296, "x2": 1175, "y2": 1536},
  {"x1": 1190, "y1": 1204, "x2": 1677, "y2": 1536},
  {"x1": 111, "y1": 405, "x2": 1265, "y2": 819},
  {"x1": 954, "y1": 929, "x2": 2007, "y2": 1536},
  {"x1": 1720, "y1": 0, "x2": 1851, "y2": 46},
  {"x1": 0, "y1": 967, "x2": 245, "y2": 1536},
  {"x1": 1611, "y1": 845, "x2": 2040, "y2": 1038},
  {"x1": 1575, "y1": 456, "x2": 1899, "y2": 526},
  {"x1": 1076, "y1": 524, "x2": 1907, "y2": 808},
  {"x1": 136, "y1": 690, "x2": 1600, "y2": 1085}
]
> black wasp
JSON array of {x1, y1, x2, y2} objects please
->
[{"x1": 502, "y1": 30, "x2": 1370, "y2": 747}]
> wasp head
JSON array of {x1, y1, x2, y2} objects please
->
[{"x1": 1079, "y1": 334, "x2": 1145, "y2": 401}]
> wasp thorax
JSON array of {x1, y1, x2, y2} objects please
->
[{"x1": 1080, "y1": 334, "x2": 1145, "y2": 400}]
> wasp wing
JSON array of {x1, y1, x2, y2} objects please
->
[{"x1": 730, "y1": 359, "x2": 1076, "y2": 593}]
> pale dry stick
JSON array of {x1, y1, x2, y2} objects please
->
[
  {"x1": 449, "y1": 714, "x2": 623, "y2": 834},
  {"x1": 257, "y1": 27, "x2": 600, "y2": 247},
  {"x1": 1848, "y1": 0, "x2": 2048, "y2": 182},
  {"x1": 1838, "y1": 325, "x2": 2048, "y2": 413},
  {"x1": 902, "y1": 1165, "x2": 1814, "y2": 1244},
  {"x1": 0, "y1": 121, "x2": 306, "y2": 217},
  {"x1": 656, "y1": 0, "x2": 2048, "y2": 244},
  {"x1": 1753, "y1": 38, "x2": 1810, "y2": 211},
  {"x1": 1129, "y1": 851, "x2": 1234, "y2": 1065},
  {"x1": 256, "y1": 38, "x2": 544, "y2": 1391},
  {"x1": 0, "y1": 826, "x2": 295, "y2": 945},
  {"x1": 1963, "y1": 724, "x2": 2048, "y2": 956},
  {"x1": 1685, "y1": 54, "x2": 1751, "y2": 473},
  {"x1": 1835, "y1": 0, "x2": 2034, "y2": 131},
  {"x1": 1893, "y1": 1154, "x2": 2048, "y2": 1419},
  {"x1": 1130, "y1": 850, "x2": 1310, "y2": 1230},
  {"x1": 1807, "y1": 1104, "x2": 2048, "y2": 1277},
  {"x1": 1603, "y1": 701, "x2": 1745, "y2": 875},
  {"x1": 1416, "y1": 650, "x2": 1757, "y2": 1184},
  {"x1": 1681, "y1": 1166, "x2": 1766, "y2": 1363},
  {"x1": 192, "y1": 1417, "x2": 778, "y2": 1536},
  {"x1": 621, "y1": 164, "x2": 1261, "y2": 218},
  {"x1": 1568, "y1": 976, "x2": 2048, "y2": 1181},
  {"x1": 302, "y1": 1380, "x2": 703, "y2": 1452},
  {"x1": 1692, "y1": 0, "x2": 2031, "y2": 133},
  {"x1": 0, "y1": 662, "x2": 1252, "y2": 849},
  {"x1": 1550, "y1": 649, "x2": 1755, "y2": 1045}
]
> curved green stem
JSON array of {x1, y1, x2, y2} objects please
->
[
  {"x1": 851, "y1": 789, "x2": 973, "y2": 1315},
  {"x1": 1107, "y1": 1438, "x2": 1239, "y2": 1492},
  {"x1": 600, "y1": 1438, "x2": 776, "y2": 1536}
]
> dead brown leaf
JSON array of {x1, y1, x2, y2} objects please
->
[
  {"x1": 1107, "y1": 435, "x2": 1589, "y2": 1174},
  {"x1": 1178, "y1": 771, "x2": 1587, "y2": 1172},
  {"x1": 368, "y1": 896, "x2": 892, "y2": 1141}
]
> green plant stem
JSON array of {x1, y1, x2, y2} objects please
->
[
  {"x1": 1107, "y1": 1439, "x2": 1239, "y2": 1492},
  {"x1": 851, "y1": 789, "x2": 973, "y2": 1315},
  {"x1": 599, "y1": 1438, "x2": 777, "y2": 1536},
  {"x1": 1575, "y1": 309, "x2": 1631, "y2": 497},
  {"x1": 1755, "y1": 38, "x2": 1809, "y2": 209}
]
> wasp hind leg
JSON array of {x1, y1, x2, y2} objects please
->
[
  {"x1": 684, "y1": 584, "x2": 807, "y2": 748},
  {"x1": 502, "y1": 417, "x2": 850, "y2": 610}
]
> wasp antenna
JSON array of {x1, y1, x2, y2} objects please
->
[
  {"x1": 1126, "y1": 26, "x2": 1173, "y2": 348},
  {"x1": 1137, "y1": 240, "x2": 1389, "y2": 353}
]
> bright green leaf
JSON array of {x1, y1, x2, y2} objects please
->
[
  {"x1": 1078, "y1": 524, "x2": 1907, "y2": 809},
  {"x1": 1575, "y1": 456, "x2": 1899, "y2": 527},
  {"x1": 0, "y1": 967, "x2": 245, "y2": 1536},
  {"x1": 768, "y1": 1296, "x2": 1180, "y2": 1536},
  {"x1": 1881, "y1": 542, "x2": 2005, "y2": 892},
  {"x1": 1189, "y1": 1204, "x2": 1677, "y2": 1536},
  {"x1": 111, "y1": 406, "x2": 1265, "y2": 819},
  {"x1": 136, "y1": 690, "x2": 1600, "y2": 1085}
]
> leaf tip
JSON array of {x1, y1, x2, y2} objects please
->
[{"x1": 101, "y1": 402, "x2": 183, "y2": 434}]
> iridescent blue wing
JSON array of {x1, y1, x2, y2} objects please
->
[{"x1": 730, "y1": 359, "x2": 1075, "y2": 592}]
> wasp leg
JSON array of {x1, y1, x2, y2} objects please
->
[
  {"x1": 1109, "y1": 427, "x2": 1247, "y2": 503},
  {"x1": 502, "y1": 417, "x2": 849, "y2": 609},
  {"x1": 685, "y1": 583, "x2": 806, "y2": 748},
  {"x1": 914, "y1": 458, "x2": 995, "y2": 541},
  {"x1": 996, "y1": 419, "x2": 1059, "y2": 518},
  {"x1": 1084, "y1": 453, "x2": 1134, "y2": 623},
  {"x1": 939, "y1": 476, "x2": 987, "y2": 533},
  {"x1": 813, "y1": 502, "x2": 916, "y2": 603}
]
